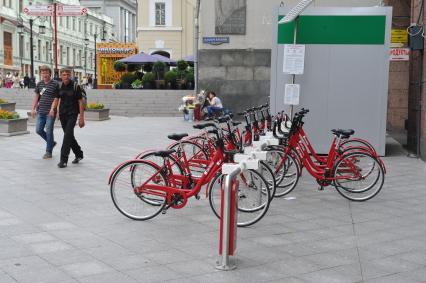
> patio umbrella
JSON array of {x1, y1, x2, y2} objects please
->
[
  {"x1": 152, "y1": 54, "x2": 177, "y2": 66},
  {"x1": 117, "y1": 52, "x2": 163, "y2": 65},
  {"x1": 183, "y1": 54, "x2": 194, "y2": 63}
]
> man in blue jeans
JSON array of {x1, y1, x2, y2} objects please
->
[{"x1": 31, "y1": 65, "x2": 59, "y2": 159}]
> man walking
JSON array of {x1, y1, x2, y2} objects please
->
[
  {"x1": 53, "y1": 68, "x2": 85, "y2": 168},
  {"x1": 31, "y1": 65, "x2": 59, "y2": 159}
]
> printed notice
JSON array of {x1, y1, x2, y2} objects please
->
[
  {"x1": 283, "y1": 44, "x2": 305, "y2": 75},
  {"x1": 284, "y1": 84, "x2": 300, "y2": 105}
]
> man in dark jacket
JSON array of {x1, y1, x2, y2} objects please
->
[{"x1": 51, "y1": 68, "x2": 85, "y2": 168}]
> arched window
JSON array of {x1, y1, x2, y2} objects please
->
[{"x1": 151, "y1": 50, "x2": 170, "y2": 58}]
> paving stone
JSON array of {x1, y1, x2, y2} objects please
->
[{"x1": 60, "y1": 261, "x2": 114, "y2": 278}]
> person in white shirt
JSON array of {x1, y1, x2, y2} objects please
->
[{"x1": 206, "y1": 91, "x2": 223, "y2": 118}]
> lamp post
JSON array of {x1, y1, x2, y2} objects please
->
[
  {"x1": 17, "y1": 21, "x2": 24, "y2": 75},
  {"x1": 92, "y1": 27, "x2": 106, "y2": 89},
  {"x1": 23, "y1": 18, "x2": 46, "y2": 87}
]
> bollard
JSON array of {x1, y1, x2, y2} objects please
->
[{"x1": 216, "y1": 164, "x2": 242, "y2": 271}]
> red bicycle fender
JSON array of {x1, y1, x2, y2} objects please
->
[
  {"x1": 134, "y1": 149, "x2": 157, "y2": 159},
  {"x1": 108, "y1": 159, "x2": 162, "y2": 185}
]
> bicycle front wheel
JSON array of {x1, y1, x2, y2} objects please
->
[
  {"x1": 111, "y1": 160, "x2": 167, "y2": 220},
  {"x1": 208, "y1": 169, "x2": 271, "y2": 227},
  {"x1": 333, "y1": 152, "x2": 384, "y2": 202}
]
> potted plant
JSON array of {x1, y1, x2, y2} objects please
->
[
  {"x1": 176, "y1": 60, "x2": 188, "y2": 89},
  {"x1": 0, "y1": 99, "x2": 16, "y2": 112},
  {"x1": 165, "y1": 70, "x2": 177, "y2": 89},
  {"x1": 112, "y1": 81, "x2": 122, "y2": 89},
  {"x1": 85, "y1": 102, "x2": 110, "y2": 121},
  {"x1": 131, "y1": 79, "x2": 143, "y2": 89},
  {"x1": 141, "y1": 72, "x2": 155, "y2": 89},
  {"x1": 114, "y1": 61, "x2": 126, "y2": 72},
  {"x1": 152, "y1": 61, "x2": 166, "y2": 89},
  {"x1": 120, "y1": 73, "x2": 137, "y2": 89},
  {"x1": 0, "y1": 110, "x2": 29, "y2": 136}
]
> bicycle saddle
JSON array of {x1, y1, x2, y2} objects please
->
[
  {"x1": 153, "y1": 149, "x2": 176, "y2": 157},
  {"x1": 193, "y1": 123, "x2": 215, "y2": 130},
  {"x1": 167, "y1": 133, "x2": 189, "y2": 141},
  {"x1": 331, "y1": 129, "x2": 355, "y2": 137}
]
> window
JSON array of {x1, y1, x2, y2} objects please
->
[
  {"x1": 66, "y1": 17, "x2": 70, "y2": 29},
  {"x1": 66, "y1": 47, "x2": 70, "y2": 66},
  {"x1": 59, "y1": 45, "x2": 63, "y2": 64},
  {"x1": 45, "y1": 41, "x2": 49, "y2": 62},
  {"x1": 89, "y1": 23, "x2": 93, "y2": 35},
  {"x1": 72, "y1": 18, "x2": 76, "y2": 31},
  {"x1": 37, "y1": 40, "x2": 41, "y2": 61},
  {"x1": 84, "y1": 22, "x2": 87, "y2": 34},
  {"x1": 155, "y1": 2, "x2": 166, "y2": 26},
  {"x1": 73, "y1": 48, "x2": 76, "y2": 66},
  {"x1": 59, "y1": 17, "x2": 63, "y2": 26},
  {"x1": 78, "y1": 20, "x2": 82, "y2": 32}
]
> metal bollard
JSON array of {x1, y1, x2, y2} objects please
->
[{"x1": 216, "y1": 165, "x2": 242, "y2": 271}]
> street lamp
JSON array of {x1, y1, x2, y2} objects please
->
[
  {"x1": 92, "y1": 27, "x2": 106, "y2": 89},
  {"x1": 17, "y1": 22, "x2": 24, "y2": 75},
  {"x1": 28, "y1": 18, "x2": 46, "y2": 87}
]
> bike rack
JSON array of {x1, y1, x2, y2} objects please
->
[{"x1": 216, "y1": 137, "x2": 278, "y2": 271}]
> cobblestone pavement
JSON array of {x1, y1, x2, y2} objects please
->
[{"x1": 0, "y1": 115, "x2": 426, "y2": 283}]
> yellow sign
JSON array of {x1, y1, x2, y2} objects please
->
[{"x1": 391, "y1": 29, "x2": 408, "y2": 44}]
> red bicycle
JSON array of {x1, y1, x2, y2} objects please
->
[{"x1": 109, "y1": 125, "x2": 272, "y2": 227}]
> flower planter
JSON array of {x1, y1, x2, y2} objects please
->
[
  {"x1": 26, "y1": 112, "x2": 62, "y2": 127},
  {"x1": 0, "y1": 102, "x2": 16, "y2": 112},
  {"x1": 85, "y1": 108, "x2": 110, "y2": 121},
  {"x1": 0, "y1": 118, "x2": 29, "y2": 136}
]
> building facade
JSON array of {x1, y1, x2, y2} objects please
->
[
  {"x1": 136, "y1": 0, "x2": 195, "y2": 59},
  {"x1": 198, "y1": 0, "x2": 384, "y2": 115},
  {"x1": 80, "y1": 0, "x2": 137, "y2": 43},
  {"x1": 0, "y1": 0, "x2": 113, "y2": 81}
]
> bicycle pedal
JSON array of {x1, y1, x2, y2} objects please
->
[
  {"x1": 318, "y1": 186, "x2": 324, "y2": 191},
  {"x1": 161, "y1": 209, "x2": 168, "y2": 215},
  {"x1": 195, "y1": 194, "x2": 200, "y2": 200}
]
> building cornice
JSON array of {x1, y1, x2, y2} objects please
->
[{"x1": 137, "y1": 26, "x2": 183, "y2": 32}]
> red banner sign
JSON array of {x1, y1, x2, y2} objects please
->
[
  {"x1": 57, "y1": 5, "x2": 87, "y2": 16},
  {"x1": 23, "y1": 5, "x2": 53, "y2": 16}
]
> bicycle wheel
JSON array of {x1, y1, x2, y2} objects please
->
[
  {"x1": 258, "y1": 160, "x2": 276, "y2": 200},
  {"x1": 169, "y1": 141, "x2": 209, "y2": 177},
  {"x1": 208, "y1": 169, "x2": 271, "y2": 227},
  {"x1": 110, "y1": 160, "x2": 167, "y2": 220},
  {"x1": 264, "y1": 148, "x2": 300, "y2": 197},
  {"x1": 333, "y1": 152, "x2": 384, "y2": 201}
]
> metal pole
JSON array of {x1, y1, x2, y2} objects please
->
[
  {"x1": 216, "y1": 167, "x2": 240, "y2": 271},
  {"x1": 194, "y1": 0, "x2": 200, "y2": 95},
  {"x1": 30, "y1": 19, "x2": 35, "y2": 86},
  {"x1": 53, "y1": 2, "x2": 58, "y2": 78},
  {"x1": 94, "y1": 34, "x2": 97, "y2": 89},
  {"x1": 289, "y1": 16, "x2": 298, "y2": 119}
]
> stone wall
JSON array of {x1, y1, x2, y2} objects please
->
[
  {"x1": 199, "y1": 49, "x2": 271, "y2": 114},
  {"x1": 0, "y1": 89, "x2": 187, "y2": 117}
]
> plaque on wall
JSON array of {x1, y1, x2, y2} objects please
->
[{"x1": 215, "y1": 0, "x2": 246, "y2": 35}]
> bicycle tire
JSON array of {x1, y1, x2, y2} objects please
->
[{"x1": 111, "y1": 160, "x2": 167, "y2": 220}]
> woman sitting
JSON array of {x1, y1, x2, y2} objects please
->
[{"x1": 206, "y1": 91, "x2": 223, "y2": 119}]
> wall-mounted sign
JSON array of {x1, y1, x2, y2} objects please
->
[
  {"x1": 283, "y1": 44, "x2": 305, "y2": 75},
  {"x1": 284, "y1": 84, "x2": 300, "y2": 105},
  {"x1": 390, "y1": 48, "x2": 410, "y2": 61},
  {"x1": 23, "y1": 5, "x2": 53, "y2": 16},
  {"x1": 391, "y1": 29, "x2": 408, "y2": 44},
  {"x1": 203, "y1": 37, "x2": 230, "y2": 45},
  {"x1": 57, "y1": 5, "x2": 87, "y2": 16},
  {"x1": 97, "y1": 47, "x2": 136, "y2": 54}
]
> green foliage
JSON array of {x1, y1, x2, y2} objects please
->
[
  {"x1": 141, "y1": 72, "x2": 155, "y2": 84},
  {"x1": 87, "y1": 102, "x2": 105, "y2": 110},
  {"x1": 164, "y1": 70, "x2": 177, "y2": 83},
  {"x1": 131, "y1": 79, "x2": 143, "y2": 89},
  {"x1": 112, "y1": 81, "x2": 121, "y2": 89},
  {"x1": 114, "y1": 61, "x2": 126, "y2": 72},
  {"x1": 0, "y1": 110, "x2": 19, "y2": 119},
  {"x1": 120, "y1": 72, "x2": 138, "y2": 84},
  {"x1": 0, "y1": 99, "x2": 8, "y2": 104},
  {"x1": 176, "y1": 60, "x2": 188, "y2": 72},
  {"x1": 152, "y1": 61, "x2": 166, "y2": 80},
  {"x1": 185, "y1": 68, "x2": 194, "y2": 82}
]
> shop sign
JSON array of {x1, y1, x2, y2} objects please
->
[{"x1": 390, "y1": 48, "x2": 410, "y2": 61}]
